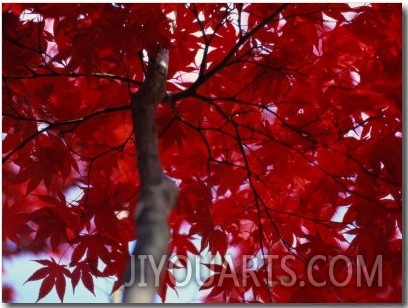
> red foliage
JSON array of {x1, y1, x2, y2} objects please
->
[
  {"x1": 2, "y1": 285, "x2": 15, "y2": 302},
  {"x1": 2, "y1": 3, "x2": 402, "y2": 303},
  {"x1": 24, "y1": 258, "x2": 72, "y2": 302}
]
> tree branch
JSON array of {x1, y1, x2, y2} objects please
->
[
  {"x1": 2, "y1": 71, "x2": 142, "y2": 86},
  {"x1": 123, "y1": 47, "x2": 178, "y2": 303},
  {"x1": 2, "y1": 105, "x2": 130, "y2": 164}
]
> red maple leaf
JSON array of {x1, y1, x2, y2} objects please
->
[{"x1": 24, "y1": 258, "x2": 72, "y2": 303}]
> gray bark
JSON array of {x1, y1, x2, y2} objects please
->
[{"x1": 122, "y1": 48, "x2": 178, "y2": 303}]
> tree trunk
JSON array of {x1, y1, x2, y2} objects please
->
[{"x1": 122, "y1": 47, "x2": 178, "y2": 303}]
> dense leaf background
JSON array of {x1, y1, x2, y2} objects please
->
[{"x1": 2, "y1": 3, "x2": 402, "y2": 303}]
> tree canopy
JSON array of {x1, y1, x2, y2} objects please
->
[{"x1": 2, "y1": 3, "x2": 402, "y2": 303}]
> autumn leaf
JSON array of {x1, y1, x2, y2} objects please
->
[
  {"x1": 3, "y1": 3, "x2": 401, "y2": 303},
  {"x1": 24, "y1": 258, "x2": 71, "y2": 303}
]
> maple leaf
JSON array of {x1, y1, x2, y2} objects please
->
[
  {"x1": 24, "y1": 258, "x2": 72, "y2": 303},
  {"x1": 29, "y1": 195, "x2": 80, "y2": 251},
  {"x1": 2, "y1": 201, "x2": 34, "y2": 245},
  {"x1": 2, "y1": 2, "x2": 402, "y2": 303},
  {"x1": 156, "y1": 263, "x2": 179, "y2": 303},
  {"x1": 70, "y1": 261, "x2": 98, "y2": 294},
  {"x1": 200, "y1": 260, "x2": 245, "y2": 302}
]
